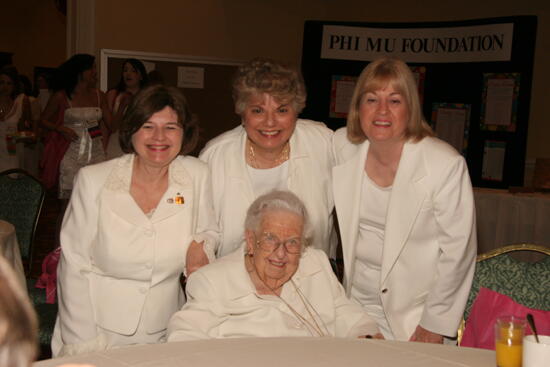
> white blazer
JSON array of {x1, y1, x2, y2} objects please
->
[
  {"x1": 52, "y1": 154, "x2": 219, "y2": 356},
  {"x1": 332, "y1": 128, "x2": 476, "y2": 340},
  {"x1": 167, "y1": 247, "x2": 379, "y2": 340},
  {"x1": 199, "y1": 119, "x2": 336, "y2": 257}
]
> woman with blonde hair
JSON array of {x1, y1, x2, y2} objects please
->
[{"x1": 333, "y1": 57, "x2": 476, "y2": 343}]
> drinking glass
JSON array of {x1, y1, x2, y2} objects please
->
[{"x1": 495, "y1": 316, "x2": 526, "y2": 367}]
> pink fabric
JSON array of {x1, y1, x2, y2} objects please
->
[
  {"x1": 461, "y1": 287, "x2": 550, "y2": 349},
  {"x1": 39, "y1": 96, "x2": 69, "y2": 189},
  {"x1": 39, "y1": 131, "x2": 70, "y2": 189},
  {"x1": 35, "y1": 246, "x2": 61, "y2": 304}
]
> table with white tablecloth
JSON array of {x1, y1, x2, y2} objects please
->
[
  {"x1": 34, "y1": 337, "x2": 494, "y2": 367},
  {"x1": 474, "y1": 188, "x2": 550, "y2": 258},
  {"x1": 0, "y1": 219, "x2": 26, "y2": 288}
]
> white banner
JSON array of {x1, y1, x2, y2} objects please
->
[{"x1": 321, "y1": 23, "x2": 514, "y2": 63}]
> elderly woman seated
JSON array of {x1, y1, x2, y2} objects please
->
[{"x1": 167, "y1": 190, "x2": 380, "y2": 340}]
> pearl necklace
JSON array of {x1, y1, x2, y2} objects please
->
[{"x1": 247, "y1": 140, "x2": 290, "y2": 169}]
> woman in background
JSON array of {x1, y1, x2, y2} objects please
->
[
  {"x1": 0, "y1": 66, "x2": 32, "y2": 172},
  {"x1": 200, "y1": 58, "x2": 335, "y2": 258},
  {"x1": 332, "y1": 57, "x2": 476, "y2": 343},
  {"x1": 53, "y1": 85, "x2": 218, "y2": 356},
  {"x1": 105, "y1": 58, "x2": 148, "y2": 158},
  {"x1": 41, "y1": 53, "x2": 111, "y2": 199}
]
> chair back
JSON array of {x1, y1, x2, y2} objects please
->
[
  {"x1": 459, "y1": 244, "x2": 550, "y2": 346},
  {"x1": 0, "y1": 169, "x2": 45, "y2": 274},
  {"x1": 464, "y1": 244, "x2": 550, "y2": 320}
]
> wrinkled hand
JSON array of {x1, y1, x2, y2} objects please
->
[
  {"x1": 409, "y1": 325, "x2": 443, "y2": 343},
  {"x1": 186, "y1": 240, "x2": 209, "y2": 276}
]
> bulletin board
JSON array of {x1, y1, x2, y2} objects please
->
[
  {"x1": 100, "y1": 49, "x2": 243, "y2": 155},
  {"x1": 300, "y1": 16, "x2": 537, "y2": 188}
]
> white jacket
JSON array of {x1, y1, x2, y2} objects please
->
[
  {"x1": 199, "y1": 119, "x2": 336, "y2": 257},
  {"x1": 52, "y1": 154, "x2": 219, "y2": 356},
  {"x1": 167, "y1": 247, "x2": 379, "y2": 340},
  {"x1": 332, "y1": 128, "x2": 476, "y2": 340}
]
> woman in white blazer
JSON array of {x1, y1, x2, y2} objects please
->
[
  {"x1": 52, "y1": 85, "x2": 219, "y2": 356},
  {"x1": 332, "y1": 58, "x2": 476, "y2": 343},
  {"x1": 200, "y1": 58, "x2": 335, "y2": 258},
  {"x1": 167, "y1": 190, "x2": 379, "y2": 340}
]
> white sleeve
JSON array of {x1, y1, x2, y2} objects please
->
[
  {"x1": 167, "y1": 271, "x2": 223, "y2": 341},
  {"x1": 55, "y1": 169, "x2": 104, "y2": 355},
  {"x1": 419, "y1": 155, "x2": 477, "y2": 337},
  {"x1": 315, "y1": 251, "x2": 379, "y2": 338},
  {"x1": 191, "y1": 167, "x2": 220, "y2": 260}
]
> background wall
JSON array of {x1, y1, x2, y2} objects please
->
[
  {"x1": 2, "y1": 0, "x2": 548, "y2": 161},
  {"x1": 0, "y1": 0, "x2": 66, "y2": 78}
]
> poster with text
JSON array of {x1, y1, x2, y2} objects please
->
[
  {"x1": 480, "y1": 73, "x2": 520, "y2": 131},
  {"x1": 431, "y1": 103, "x2": 471, "y2": 155}
]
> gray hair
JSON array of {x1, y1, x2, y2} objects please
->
[{"x1": 244, "y1": 190, "x2": 312, "y2": 246}]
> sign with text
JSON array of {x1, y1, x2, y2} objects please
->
[{"x1": 321, "y1": 23, "x2": 514, "y2": 63}]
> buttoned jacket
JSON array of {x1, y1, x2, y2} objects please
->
[
  {"x1": 167, "y1": 247, "x2": 379, "y2": 340},
  {"x1": 199, "y1": 119, "x2": 335, "y2": 257},
  {"x1": 52, "y1": 154, "x2": 219, "y2": 356},
  {"x1": 332, "y1": 128, "x2": 476, "y2": 340}
]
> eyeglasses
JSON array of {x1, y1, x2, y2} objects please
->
[{"x1": 256, "y1": 232, "x2": 303, "y2": 254}]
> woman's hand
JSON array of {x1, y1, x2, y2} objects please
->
[
  {"x1": 186, "y1": 240, "x2": 209, "y2": 276},
  {"x1": 409, "y1": 325, "x2": 443, "y2": 343},
  {"x1": 57, "y1": 125, "x2": 79, "y2": 142}
]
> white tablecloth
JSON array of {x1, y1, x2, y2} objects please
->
[
  {"x1": 474, "y1": 188, "x2": 550, "y2": 259},
  {"x1": 0, "y1": 219, "x2": 26, "y2": 288},
  {"x1": 34, "y1": 337, "x2": 494, "y2": 367}
]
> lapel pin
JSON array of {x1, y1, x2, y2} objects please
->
[
  {"x1": 167, "y1": 193, "x2": 184, "y2": 204},
  {"x1": 174, "y1": 193, "x2": 185, "y2": 205}
]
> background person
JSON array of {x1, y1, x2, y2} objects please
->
[
  {"x1": 105, "y1": 58, "x2": 148, "y2": 159},
  {"x1": 332, "y1": 57, "x2": 476, "y2": 343},
  {"x1": 0, "y1": 66, "x2": 32, "y2": 172},
  {"x1": 167, "y1": 190, "x2": 379, "y2": 340},
  {"x1": 52, "y1": 85, "x2": 219, "y2": 356},
  {"x1": 40, "y1": 54, "x2": 111, "y2": 198},
  {"x1": 200, "y1": 57, "x2": 335, "y2": 258}
]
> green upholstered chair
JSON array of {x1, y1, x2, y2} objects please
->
[
  {"x1": 0, "y1": 169, "x2": 56, "y2": 358},
  {"x1": 458, "y1": 244, "x2": 550, "y2": 344},
  {"x1": 0, "y1": 169, "x2": 45, "y2": 275}
]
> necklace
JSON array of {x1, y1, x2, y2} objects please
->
[
  {"x1": 247, "y1": 140, "x2": 290, "y2": 169},
  {"x1": 245, "y1": 254, "x2": 328, "y2": 337}
]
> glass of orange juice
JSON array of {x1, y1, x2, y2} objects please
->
[{"x1": 495, "y1": 316, "x2": 526, "y2": 367}]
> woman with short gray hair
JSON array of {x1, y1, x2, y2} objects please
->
[{"x1": 167, "y1": 190, "x2": 380, "y2": 340}]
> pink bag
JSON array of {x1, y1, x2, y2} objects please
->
[
  {"x1": 461, "y1": 287, "x2": 550, "y2": 349},
  {"x1": 35, "y1": 246, "x2": 61, "y2": 304}
]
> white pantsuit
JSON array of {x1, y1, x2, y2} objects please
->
[
  {"x1": 52, "y1": 154, "x2": 219, "y2": 356},
  {"x1": 332, "y1": 128, "x2": 476, "y2": 340}
]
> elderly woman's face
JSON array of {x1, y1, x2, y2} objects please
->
[
  {"x1": 132, "y1": 106, "x2": 183, "y2": 169},
  {"x1": 359, "y1": 83, "x2": 409, "y2": 145},
  {"x1": 246, "y1": 209, "x2": 303, "y2": 286},
  {"x1": 242, "y1": 93, "x2": 297, "y2": 154}
]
